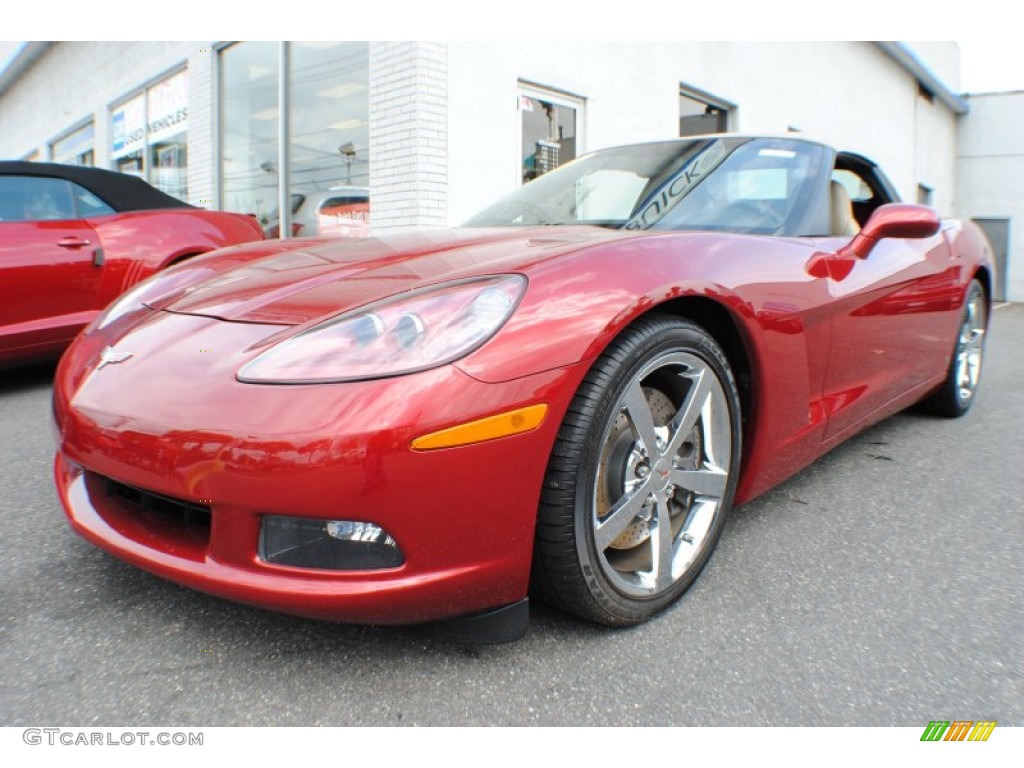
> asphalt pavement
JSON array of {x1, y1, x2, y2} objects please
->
[{"x1": 1, "y1": 307, "x2": 1021, "y2": 726}]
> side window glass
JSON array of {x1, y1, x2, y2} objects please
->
[
  {"x1": 831, "y1": 168, "x2": 874, "y2": 203},
  {"x1": 831, "y1": 165, "x2": 885, "y2": 227},
  {"x1": 71, "y1": 182, "x2": 115, "y2": 217},
  {"x1": 0, "y1": 176, "x2": 77, "y2": 221}
]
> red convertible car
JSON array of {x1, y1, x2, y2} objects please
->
[
  {"x1": 52, "y1": 136, "x2": 992, "y2": 642},
  {"x1": 0, "y1": 162, "x2": 264, "y2": 367}
]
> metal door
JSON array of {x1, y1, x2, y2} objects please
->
[{"x1": 972, "y1": 218, "x2": 1009, "y2": 302}]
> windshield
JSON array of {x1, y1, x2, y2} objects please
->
[{"x1": 464, "y1": 137, "x2": 829, "y2": 237}]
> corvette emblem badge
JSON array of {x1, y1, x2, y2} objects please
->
[{"x1": 98, "y1": 346, "x2": 133, "y2": 369}]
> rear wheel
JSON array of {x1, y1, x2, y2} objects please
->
[
  {"x1": 919, "y1": 279, "x2": 987, "y2": 417},
  {"x1": 531, "y1": 315, "x2": 742, "y2": 626}
]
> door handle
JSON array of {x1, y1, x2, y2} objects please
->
[{"x1": 57, "y1": 236, "x2": 91, "y2": 249}]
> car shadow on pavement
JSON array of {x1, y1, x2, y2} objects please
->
[
  {"x1": 73, "y1": 536, "x2": 615, "y2": 661},
  {"x1": 1, "y1": 360, "x2": 57, "y2": 393}
]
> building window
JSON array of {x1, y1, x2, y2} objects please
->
[
  {"x1": 289, "y1": 42, "x2": 368, "y2": 190},
  {"x1": 519, "y1": 84, "x2": 583, "y2": 184},
  {"x1": 220, "y1": 41, "x2": 370, "y2": 237},
  {"x1": 52, "y1": 123, "x2": 95, "y2": 166},
  {"x1": 112, "y1": 93, "x2": 146, "y2": 176},
  {"x1": 147, "y1": 71, "x2": 189, "y2": 200},
  {"x1": 111, "y1": 69, "x2": 189, "y2": 200},
  {"x1": 220, "y1": 42, "x2": 279, "y2": 224},
  {"x1": 679, "y1": 85, "x2": 732, "y2": 136},
  {"x1": 917, "y1": 184, "x2": 933, "y2": 205}
]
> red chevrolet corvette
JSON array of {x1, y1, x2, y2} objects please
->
[
  {"x1": 0, "y1": 162, "x2": 264, "y2": 367},
  {"x1": 52, "y1": 136, "x2": 993, "y2": 641}
]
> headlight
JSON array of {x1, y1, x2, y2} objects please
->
[
  {"x1": 93, "y1": 266, "x2": 214, "y2": 330},
  {"x1": 237, "y1": 275, "x2": 526, "y2": 383}
]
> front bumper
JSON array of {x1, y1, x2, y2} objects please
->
[{"x1": 53, "y1": 311, "x2": 583, "y2": 624}]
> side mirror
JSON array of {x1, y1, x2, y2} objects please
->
[{"x1": 840, "y1": 203, "x2": 941, "y2": 259}]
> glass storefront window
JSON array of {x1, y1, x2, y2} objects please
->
[
  {"x1": 220, "y1": 41, "x2": 370, "y2": 237},
  {"x1": 111, "y1": 70, "x2": 189, "y2": 200},
  {"x1": 148, "y1": 71, "x2": 189, "y2": 200},
  {"x1": 221, "y1": 42, "x2": 280, "y2": 225},
  {"x1": 52, "y1": 123, "x2": 95, "y2": 166},
  {"x1": 289, "y1": 42, "x2": 369, "y2": 189},
  {"x1": 519, "y1": 87, "x2": 581, "y2": 184},
  {"x1": 112, "y1": 94, "x2": 146, "y2": 177}
]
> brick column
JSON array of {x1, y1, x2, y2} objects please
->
[
  {"x1": 186, "y1": 46, "x2": 216, "y2": 208},
  {"x1": 368, "y1": 42, "x2": 448, "y2": 232}
]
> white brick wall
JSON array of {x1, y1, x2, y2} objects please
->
[
  {"x1": 368, "y1": 42, "x2": 448, "y2": 231},
  {"x1": 186, "y1": 47, "x2": 216, "y2": 208}
]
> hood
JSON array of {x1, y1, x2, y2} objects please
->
[{"x1": 162, "y1": 226, "x2": 631, "y2": 325}]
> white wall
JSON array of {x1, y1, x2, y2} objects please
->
[
  {"x1": 916, "y1": 92, "x2": 958, "y2": 214},
  {"x1": 906, "y1": 41, "x2": 961, "y2": 93},
  {"x1": 957, "y1": 91, "x2": 1024, "y2": 301},
  {"x1": 447, "y1": 41, "x2": 958, "y2": 224}
]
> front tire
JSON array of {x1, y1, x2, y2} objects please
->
[{"x1": 531, "y1": 315, "x2": 742, "y2": 626}]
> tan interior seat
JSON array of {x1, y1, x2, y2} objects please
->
[{"x1": 829, "y1": 180, "x2": 860, "y2": 237}]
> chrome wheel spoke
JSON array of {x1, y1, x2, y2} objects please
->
[
  {"x1": 955, "y1": 291, "x2": 987, "y2": 400},
  {"x1": 966, "y1": 328, "x2": 985, "y2": 354},
  {"x1": 622, "y1": 380, "x2": 660, "y2": 455},
  {"x1": 670, "y1": 466, "x2": 728, "y2": 499},
  {"x1": 665, "y1": 369, "x2": 710, "y2": 456},
  {"x1": 595, "y1": 478, "x2": 652, "y2": 551},
  {"x1": 678, "y1": 498, "x2": 716, "y2": 556},
  {"x1": 652, "y1": 497, "x2": 675, "y2": 591}
]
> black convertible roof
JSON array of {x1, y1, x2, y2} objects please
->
[{"x1": 0, "y1": 161, "x2": 195, "y2": 212}]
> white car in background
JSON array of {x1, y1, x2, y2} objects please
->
[{"x1": 264, "y1": 185, "x2": 370, "y2": 238}]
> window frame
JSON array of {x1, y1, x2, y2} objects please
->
[
  {"x1": 516, "y1": 81, "x2": 586, "y2": 188},
  {"x1": 678, "y1": 82, "x2": 736, "y2": 136}
]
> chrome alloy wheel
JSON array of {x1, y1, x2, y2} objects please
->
[
  {"x1": 592, "y1": 351, "x2": 732, "y2": 597},
  {"x1": 955, "y1": 288, "x2": 986, "y2": 404}
]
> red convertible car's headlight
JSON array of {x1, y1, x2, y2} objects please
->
[{"x1": 237, "y1": 275, "x2": 526, "y2": 383}]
